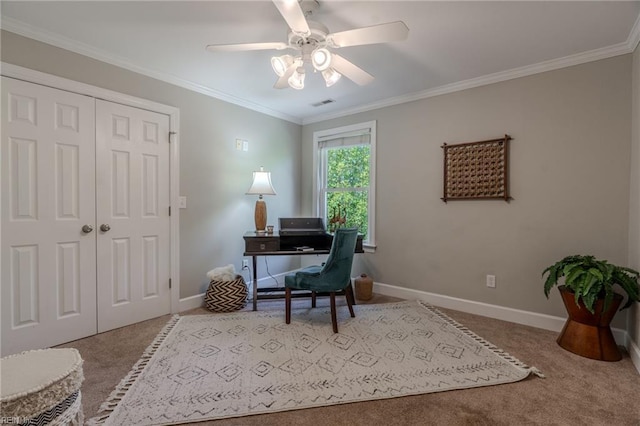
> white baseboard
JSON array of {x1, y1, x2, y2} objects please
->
[
  {"x1": 373, "y1": 282, "x2": 629, "y2": 348},
  {"x1": 176, "y1": 271, "x2": 293, "y2": 313},
  {"x1": 628, "y1": 337, "x2": 640, "y2": 374},
  {"x1": 177, "y1": 293, "x2": 204, "y2": 313},
  {"x1": 177, "y1": 277, "x2": 636, "y2": 372}
]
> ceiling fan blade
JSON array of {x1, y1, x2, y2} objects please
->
[
  {"x1": 273, "y1": 64, "x2": 297, "y2": 89},
  {"x1": 327, "y1": 21, "x2": 409, "y2": 48},
  {"x1": 206, "y1": 42, "x2": 288, "y2": 52},
  {"x1": 272, "y1": 0, "x2": 310, "y2": 36},
  {"x1": 331, "y1": 54, "x2": 374, "y2": 86}
]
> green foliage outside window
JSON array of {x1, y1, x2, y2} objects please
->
[{"x1": 325, "y1": 145, "x2": 370, "y2": 238}]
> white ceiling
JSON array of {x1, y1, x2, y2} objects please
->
[{"x1": 2, "y1": 1, "x2": 639, "y2": 124}]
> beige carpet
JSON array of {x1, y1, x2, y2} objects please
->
[{"x1": 58, "y1": 295, "x2": 640, "y2": 425}]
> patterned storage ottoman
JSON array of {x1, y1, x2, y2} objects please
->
[
  {"x1": 0, "y1": 348, "x2": 84, "y2": 425},
  {"x1": 205, "y1": 275, "x2": 248, "y2": 312}
]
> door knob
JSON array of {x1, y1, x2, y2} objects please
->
[
  {"x1": 100, "y1": 224, "x2": 111, "y2": 232},
  {"x1": 82, "y1": 225, "x2": 94, "y2": 233}
]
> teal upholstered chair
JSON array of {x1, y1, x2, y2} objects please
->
[{"x1": 284, "y1": 227, "x2": 359, "y2": 333}]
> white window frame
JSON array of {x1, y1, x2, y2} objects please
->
[{"x1": 312, "y1": 120, "x2": 376, "y2": 251}]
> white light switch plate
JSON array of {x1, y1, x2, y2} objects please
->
[
  {"x1": 236, "y1": 138, "x2": 249, "y2": 151},
  {"x1": 179, "y1": 196, "x2": 187, "y2": 209},
  {"x1": 486, "y1": 274, "x2": 496, "y2": 288}
]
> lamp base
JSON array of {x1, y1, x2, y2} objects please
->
[{"x1": 254, "y1": 199, "x2": 267, "y2": 232}]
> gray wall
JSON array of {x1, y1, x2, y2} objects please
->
[
  {"x1": 1, "y1": 30, "x2": 303, "y2": 299},
  {"x1": 2, "y1": 29, "x2": 636, "y2": 333},
  {"x1": 303, "y1": 56, "x2": 633, "y2": 328},
  {"x1": 630, "y1": 43, "x2": 640, "y2": 348}
]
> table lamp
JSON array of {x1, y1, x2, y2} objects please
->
[{"x1": 246, "y1": 166, "x2": 276, "y2": 233}]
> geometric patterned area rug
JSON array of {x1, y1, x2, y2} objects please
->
[{"x1": 88, "y1": 301, "x2": 543, "y2": 425}]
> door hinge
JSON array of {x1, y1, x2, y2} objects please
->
[
  {"x1": 169, "y1": 278, "x2": 172, "y2": 289},
  {"x1": 169, "y1": 131, "x2": 176, "y2": 143},
  {"x1": 169, "y1": 206, "x2": 171, "y2": 216}
]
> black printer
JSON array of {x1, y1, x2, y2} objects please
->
[{"x1": 278, "y1": 217, "x2": 331, "y2": 251}]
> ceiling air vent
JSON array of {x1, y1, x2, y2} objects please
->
[{"x1": 311, "y1": 99, "x2": 335, "y2": 107}]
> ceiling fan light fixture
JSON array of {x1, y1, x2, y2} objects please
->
[
  {"x1": 322, "y1": 68, "x2": 341, "y2": 87},
  {"x1": 288, "y1": 67, "x2": 306, "y2": 90},
  {"x1": 271, "y1": 54, "x2": 294, "y2": 77},
  {"x1": 207, "y1": 1, "x2": 410, "y2": 92},
  {"x1": 311, "y1": 47, "x2": 332, "y2": 71}
]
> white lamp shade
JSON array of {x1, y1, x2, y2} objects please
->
[
  {"x1": 246, "y1": 167, "x2": 276, "y2": 196},
  {"x1": 322, "y1": 68, "x2": 342, "y2": 87},
  {"x1": 288, "y1": 67, "x2": 306, "y2": 90},
  {"x1": 311, "y1": 48, "x2": 332, "y2": 71},
  {"x1": 271, "y1": 54, "x2": 294, "y2": 77}
]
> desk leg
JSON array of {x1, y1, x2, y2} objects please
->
[
  {"x1": 347, "y1": 280, "x2": 356, "y2": 305},
  {"x1": 252, "y1": 255, "x2": 258, "y2": 311}
]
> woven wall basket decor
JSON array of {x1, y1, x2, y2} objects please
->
[
  {"x1": 205, "y1": 275, "x2": 248, "y2": 312},
  {"x1": 441, "y1": 134, "x2": 512, "y2": 202}
]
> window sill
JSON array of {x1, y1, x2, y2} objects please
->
[{"x1": 363, "y1": 243, "x2": 376, "y2": 253}]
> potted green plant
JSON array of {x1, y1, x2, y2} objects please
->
[{"x1": 542, "y1": 255, "x2": 639, "y2": 361}]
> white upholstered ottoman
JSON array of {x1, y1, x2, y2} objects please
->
[{"x1": 1, "y1": 348, "x2": 84, "y2": 425}]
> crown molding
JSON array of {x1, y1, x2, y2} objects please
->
[
  {"x1": 303, "y1": 12, "x2": 640, "y2": 125},
  {"x1": 302, "y1": 38, "x2": 637, "y2": 125},
  {"x1": 0, "y1": 17, "x2": 302, "y2": 125},
  {"x1": 628, "y1": 10, "x2": 640, "y2": 52},
  {"x1": 2, "y1": 12, "x2": 637, "y2": 127}
]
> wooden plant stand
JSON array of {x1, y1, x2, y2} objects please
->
[{"x1": 556, "y1": 285, "x2": 623, "y2": 361}]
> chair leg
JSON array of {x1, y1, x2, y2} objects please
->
[
  {"x1": 285, "y1": 287, "x2": 291, "y2": 325},
  {"x1": 330, "y1": 292, "x2": 338, "y2": 333},
  {"x1": 345, "y1": 284, "x2": 355, "y2": 318},
  {"x1": 311, "y1": 291, "x2": 316, "y2": 308}
]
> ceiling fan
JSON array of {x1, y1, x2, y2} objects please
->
[{"x1": 206, "y1": 0, "x2": 409, "y2": 90}]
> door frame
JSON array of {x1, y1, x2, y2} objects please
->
[{"x1": 1, "y1": 62, "x2": 181, "y2": 314}]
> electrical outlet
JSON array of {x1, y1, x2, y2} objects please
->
[
  {"x1": 242, "y1": 259, "x2": 249, "y2": 270},
  {"x1": 486, "y1": 274, "x2": 496, "y2": 288}
]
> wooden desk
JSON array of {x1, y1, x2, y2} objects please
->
[{"x1": 243, "y1": 231, "x2": 363, "y2": 311}]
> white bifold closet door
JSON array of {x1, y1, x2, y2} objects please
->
[
  {"x1": 1, "y1": 77, "x2": 97, "y2": 354},
  {"x1": 1, "y1": 77, "x2": 171, "y2": 356},
  {"x1": 95, "y1": 100, "x2": 171, "y2": 332}
]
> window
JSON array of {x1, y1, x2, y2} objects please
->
[{"x1": 313, "y1": 121, "x2": 376, "y2": 250}]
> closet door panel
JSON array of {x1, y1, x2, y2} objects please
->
[
  {"x1": 96, "y1": 100, "x2": 171, "y2": 332},
  {"x1": 1, "y1": 77, "x2": 97, "y2": 356}
]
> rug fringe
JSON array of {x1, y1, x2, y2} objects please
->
[
  {"x1": 86, "y1": 314, "x2": 182, "y2": 425},
  {"x1": 415, "y1": 300, "x2": 545, "y2": 379}
]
